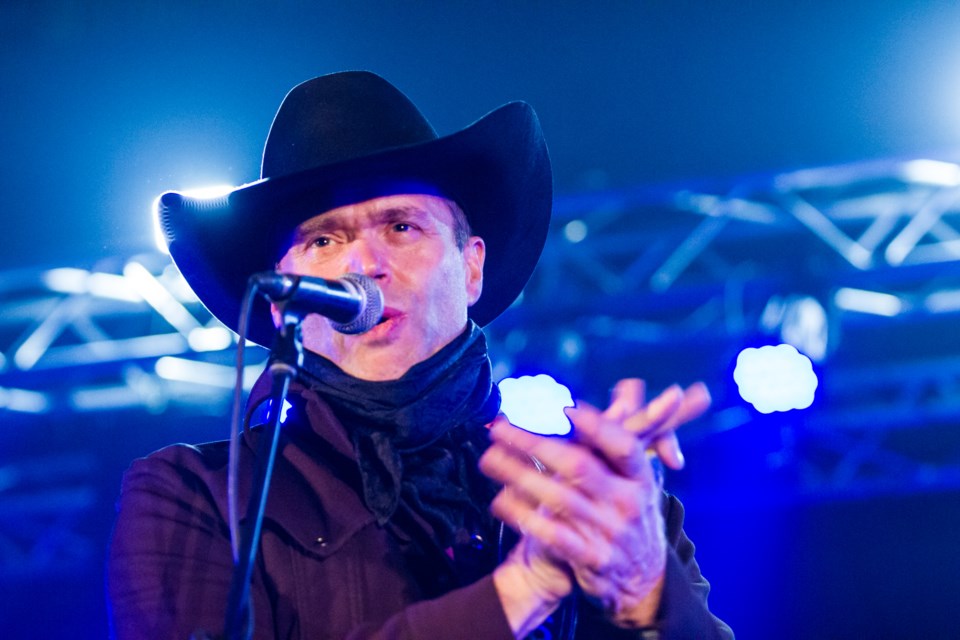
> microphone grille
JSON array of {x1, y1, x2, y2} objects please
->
[{"x1": 330, "y1": 273, "x2": 384, "y2": 335}]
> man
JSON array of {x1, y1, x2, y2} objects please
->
[{"x1": 108, "y1": 71, "x2": 732, "y2": 639}]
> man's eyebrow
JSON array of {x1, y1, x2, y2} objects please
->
[
  {"x1": 292, "y1": 216, "x2": 342, "y2": 243},
  {"x1": 292, "y1": 205, "x2": 435, "y2": 243}
]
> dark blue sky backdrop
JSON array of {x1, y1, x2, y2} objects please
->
[{"x1": 4, "y1": 1, "x2": 960, "y2": 268}]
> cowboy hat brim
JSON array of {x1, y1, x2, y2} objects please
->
[{"x1": 157, "y1": 100, "x2": 551, "y2": 347}]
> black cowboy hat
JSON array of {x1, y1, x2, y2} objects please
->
[{"x1": 156, "y1": 70, "x2": 552, "y2": 347}]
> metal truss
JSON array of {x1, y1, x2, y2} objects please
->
[
  {"x1": 0, "y1": 253, "x2": 267, "y2": 414},
  {"x1": 499, "y1": 157, "x2": 960, "y2": 337},
  {"x1": 483, "y1": 155, "x2": 960, "y2": 500},
  {"x1": 0, "y1": 254, "x2": 267, "y2": 580},
  {"x1": 4, "y1": 155, "x2": 960, "y2": 578}
]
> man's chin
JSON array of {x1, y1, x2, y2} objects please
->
[{"x1": 338, "y1": 348, "x2": 420, "y2": 381}]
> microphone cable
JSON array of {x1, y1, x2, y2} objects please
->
[{"x1": 227, "y1": 279, "x2": 260, "y2": 562}]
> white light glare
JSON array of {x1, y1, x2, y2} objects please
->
[
  {"x1": 778, "y1": 296, "x2": 828, "y2": 363},
  {"x1": 264, "y1": 398, "x2": 294, "y2": 425},
  {"x1": 41, "y1": 268, "x2": 87, "y2": 294},
  {"x1": 734, "y1": 344, "x2": 818, "y2": 414},
  {"x1": 71, "y1": 386, "x2": 142, "y2": 411},
  {"x1": 187, "y1": 327, "x2": 234, "y2": 352},
  {"x1": 834, "y1": 287, "x2": 903, "y2": 317},
  {"x1": 499, "y1": 374, "x2": 574, "y2": 436},
  {"x1": 925, "y1": 289, "x2": 960, "y2": 313},
  {"x1": 42, "y1": 268, "x2": 141, "y2": 302},
  {"x1": 900, "y1": 160, "x2": 960, "y2": 187},
  {"x1": 181, "y1": 185, "x2": 236, "y2": 199},
  {"x1": 0, "y1": 387, "x2": 50, "y2": 413},
  {"x1": 155, "y1": 356, "x2": 262, "y2": 390},
  {"x1": 563, "y1": 220, "x2": 588, "y2": 243}
]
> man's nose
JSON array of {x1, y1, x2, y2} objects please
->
[{"x1": 342, "y1": 237, "x2": 383, "y2": 276}]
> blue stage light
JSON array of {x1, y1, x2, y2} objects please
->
[
  {"x1": 733, "y1": 344, "x2": 818, "y2": 414},
  {"x1": 262, "y1": 398, "x2": 293, "y2": 425},
  {"x1": 499, "y1": 374, "x2": 574, "y2": 436}
]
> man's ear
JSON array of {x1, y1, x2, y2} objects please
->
[
  {"x1": 464, "y1": 235, "x2": 485, "y2": 306},
  {"x1": 270, "y1": 302, "x2": 282, "y2": 328},
  {"x1": 269, "y1": 259, "x2": 286, "y2": 327}
]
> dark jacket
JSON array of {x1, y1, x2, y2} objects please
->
[{"x1": 107, "y1": 379, "x2": 732, "y2": 639}]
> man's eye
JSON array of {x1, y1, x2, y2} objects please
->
[
  {"x1": 312, "y1": 236, "x2": 331, "y2": 248},
  {"x1": 393, "y1": 223, "x2": 412, "y2": 232}
]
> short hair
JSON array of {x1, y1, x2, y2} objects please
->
[{"x1": 446, "y1": 199, "x2": 473, "y2": 250}]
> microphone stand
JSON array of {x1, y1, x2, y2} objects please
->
[{"x1": 223, "y1": 309, "x2": 303, "y2": 640}]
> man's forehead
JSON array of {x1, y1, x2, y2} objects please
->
[{"x1": 293, "y1": 194, "x2": 455, "y2": 236}]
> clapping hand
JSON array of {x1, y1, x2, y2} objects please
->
[{"x1": 482, "y1": 380, "x2": 711, "y2": 632}]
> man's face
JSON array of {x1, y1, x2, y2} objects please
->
[{"x1": 276, "y1": 194, "x2": 485, "y2": 381}]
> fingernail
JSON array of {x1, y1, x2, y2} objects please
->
[
  {"x1": 650, "y1": 385, "x2": 682, "y2": 410},
  {"x1": 694, "y1": 382, "x2": 712, "y2": 405}
]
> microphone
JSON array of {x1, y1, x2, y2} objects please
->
[{"x1": 251, "y1": 272, "x2": 384, "y2": 335}]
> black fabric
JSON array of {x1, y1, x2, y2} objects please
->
[
  {"x1": 297, "y1": 321, "x2": 500, "y2": 547},
  {"x1": 261, "y1": 71, "x2": 439, "y2": 178}
]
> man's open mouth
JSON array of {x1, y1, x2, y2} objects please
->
[{"x1": 376, "y1": 307, "x2": 402, "y2": 326}]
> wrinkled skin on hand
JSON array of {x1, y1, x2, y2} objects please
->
[{"x1": 481, "y1": 380, "x2": 711, "y2": 630}]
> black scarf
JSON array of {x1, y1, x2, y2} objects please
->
[{"x1": 298, "y1": 321, "x2": 500, "y2": 548}]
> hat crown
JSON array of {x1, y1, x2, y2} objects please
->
[
  {"x1": 261, "y1": 71, "x2": 439, "y2": 179},
  {"x1": 160, "y1": 71, "x2": 551, "y2": 346}
]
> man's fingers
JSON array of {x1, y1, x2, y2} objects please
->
[
  {"x1": 603, "y1": 378, "x2": 646, "y2": 421},
  {"x1": 677, "y1": 381, "x2": 711, "y2": 424},
  {"x1": 656, "y1": 382, "x2": 711, "y2": 437},
  {"x1": 623, "y1": 385, "x2": 683, "y2": 440},
  {"x1": 491, "y1": 378, "x2": 708, "y2": 479},
  {"x1": 491, "y1": 489, "x2": 609, "y2": 570},
  {"x1": 624, "y1": 382, "x2": 711, "y2": 442},
  {"x1": 487, "y1": 419, "x2": 610, "y2": 487},
  {"x1": 565, "y1": 405, "x2": 647, "y2": 478},
  {"x1": 479, "y1": 441, "x2": 611, "y2": 528},
  {"x1": 572, "y1": 380, "x2": 709, "y2": 475},
  {"x1": 650, "y1": 430, "x2": 684, "y2": 470},
  {"x1": 622, "y1": 383, "x2": 709, "y2": 471}
]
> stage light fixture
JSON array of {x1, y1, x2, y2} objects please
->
[
  {"x1": 262, "y1": 398, "x2": 294, "y2": 425},
  {"x1": 563, "y1": 219, "x2": 588, "y2": 243},
  {"x1": 499, "y1": 373, "x2": 574, "y2": 436},
  {"x1": 733, "y1": 344, "x2": 818, "y2": 414},
  {"x1": 761, "y1": 295, "x2": 828, "y2": 363}
]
